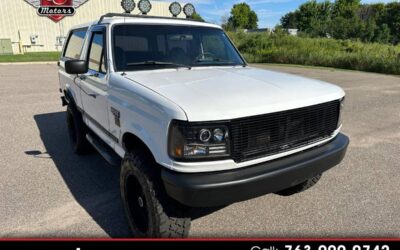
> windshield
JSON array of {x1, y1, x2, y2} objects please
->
[{"x1": 112, "y1": 24, "x2": 245, "y2": 71}]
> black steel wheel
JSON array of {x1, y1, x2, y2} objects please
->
[
  {"x1": 120, "y1": 151, "x2": 191, "y2": 238},
  {"x1": 125, "y1": 173, "x2": 149, "y2": 234}
]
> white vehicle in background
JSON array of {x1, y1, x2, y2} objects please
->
[{"x1": 58, "y1": 3, "x2": 349, "y2": 238}]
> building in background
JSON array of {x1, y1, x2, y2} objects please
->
[
  {"x1": 287, "y1": 29, "x2": 298, "y2": 36},
  {"x1": 0, "y1": 0, "x2": 186, "y2": 54},
  {"x1": 244, "y1": 28, "x2": 271, "y2": 33}
]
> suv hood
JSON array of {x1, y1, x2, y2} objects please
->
[{"x1": 124, "y1": 67, "x2": 345, "y2": 121}]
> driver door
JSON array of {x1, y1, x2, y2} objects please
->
[{"x1": 79, "y1": 27, "x2": 114, "y2": 146}]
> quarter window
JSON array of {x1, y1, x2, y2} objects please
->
[
  {"x1": 64, "y1": 29, "x2": 87, "y2": 59},
  {"x1": 88, "y1": 32, "x2": 106, "y2": 73}
]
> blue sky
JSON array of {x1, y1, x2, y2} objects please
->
[{"x1": 158, "y1": 0, "x2": 396, "y2": 28}]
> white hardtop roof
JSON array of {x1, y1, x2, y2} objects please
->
[{"x1": 71, "y1": 15, "x2": 221, "y2": 30}]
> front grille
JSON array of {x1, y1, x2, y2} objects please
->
[{"x1": 230, "y1": 100, "x2": 340, "y2": 163}]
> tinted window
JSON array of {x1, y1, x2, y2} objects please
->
[
  {"x1": 113, "y1": 25, "x2": 244, "y2": 71},
  {"x1": 115, "y1": 35, "x2": 149, "y2": 52},
  {"x1": 64, "y1": 29, "x2": 87, "y2": 59},
  {"x1": 88, "y1": 32, "x2": 106, "y2": 73},
  {"x1": 202, "y1": 34, "x2": 227, "y2": 59}
]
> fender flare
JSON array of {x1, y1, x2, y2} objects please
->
[
  {"x1": 63, "y1": 87, "x2": 77, "y2": 107},
  {"x1": 121, "y1": 131, "x2": 159, "y2": 161}
]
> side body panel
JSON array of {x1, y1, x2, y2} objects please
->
[
  {"x1": 108, "y1": 73, "x2": 187, "y2": 170},
  {"x1": 58, "y1": 23, "x2": 188, "y2": 170},
  {"x1": 78, "y1": 26, "x2": 115, "y2": 148}
]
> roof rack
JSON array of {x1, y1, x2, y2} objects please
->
[{"x1": 97, "y1": 12, "x2": 205, "y2": 25}]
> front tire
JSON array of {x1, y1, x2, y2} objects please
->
[
  {"x1": 275, "y1": 174, "x2": 322, "y2": 196},
  {"x1": 66, "y1": 104, "x2": 91, "y2": 154},
  {"x1": 120, "y1": 151, "x2": 191, "y2": 238}
]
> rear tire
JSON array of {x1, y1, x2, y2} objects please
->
[
  {"x1": 120, "y1": 151, "x2": 191, "y2": 238},
  {"x1": 275, "y1": 174, "x2": 322, "y2": 196},
  {"x1": 66, "y1": 104, "x2": 92, "y2": 155}
]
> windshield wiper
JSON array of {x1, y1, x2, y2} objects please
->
[
  {"x1": 196, "y1": 58, "x2": 229, "y2": 63},
  {"x1": 196, "y1": 58, "x2": 245, "y2": 67},
  {"x1": 126, "y1": 61, "x2": 192, "y2": 70}
]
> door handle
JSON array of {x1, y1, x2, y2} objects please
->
[
  {"x1": 80, "y1": 73, "x2": 99, "y2": 80},
  {"x1": 88, "y1": 93, "x2": 98, "y2": 99}
]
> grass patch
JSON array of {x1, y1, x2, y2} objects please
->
[
  {"x1": 229, "y1": 31, "x2": 400, "y2": 75},
  {"x1": 252, "y1": 63, "x2": 371, "y2": 73},
  {"x1": 0, "y1": 52, "x2": 61, "y2": 63}
]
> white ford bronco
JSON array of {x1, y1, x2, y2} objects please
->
[{"x1": 58, "y1": 12, "x2": 349, "y2": 238}]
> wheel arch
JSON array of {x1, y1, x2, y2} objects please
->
[
  {"x1": 122, "y1": 132, "x2": 157, "y2": 162},
  {"x1": 64, "y1": 88, "x2": 77, "y2": 107}
]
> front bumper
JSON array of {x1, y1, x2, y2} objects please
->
[{"x1": 162, "y1": 133, "x2": 349, "y2": 207}]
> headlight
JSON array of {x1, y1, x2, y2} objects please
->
[
  {"x1": 168, "y1": 120, "x2": 230, "y2": 161},
  {"x1": 338, "y1": 96, "x2": 345, "y2": 128},
  {"x1": 213, "y1": 128, "x2": 225, "y2": 142}
]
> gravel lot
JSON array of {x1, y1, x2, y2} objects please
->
[{"x1": 0, "y1": 63, "x2": 399, "y2": 238}]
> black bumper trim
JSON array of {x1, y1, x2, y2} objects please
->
[{"x1": 162, "y1": 133, "x2": 349, "y2": 207}]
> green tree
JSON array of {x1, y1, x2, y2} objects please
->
[
  {"x1": 227, "y1": 3, "x2": 258, "y2": 30},
  {"x1": 360, "y1": 19, "x2": 378, "y2": 42},
  {"x1": 296, "y1": 0, "x2": 319, "y2": 32},
  {"x1": 381, "y1": 2, "x2": 400, "y2": 44},
  {"x1": 332, "y1": 0, "x2": 361, "y2": 18},
  {"x1": 374, "y1": 24, "x2": 391, "y2": 44},
  {"x1": 248, "y1": 10, "x2": 259, "y2": 29},
  {"x1": 329, "y1": 16, "x2": 363, "y2": 40},
  {"x1": 293, "y1": 0, "x2": 332, "y2": 37},
  {"x1": 191, "y1": 12, "x2": 204, "y2": 22},
  {"x1": 279, "y1": 0, "x2": 398, "y2": 44},
  {"x1": 221, "y1": 13, "x2": 233, "y2": 31},
  {"x1": 359, "y1": 3, "x2": 385, "y2": 21},
  {"x1": 281, "y1": 11, "x2": 299, "y2": 29}
]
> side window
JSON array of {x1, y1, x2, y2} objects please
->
[
  {"x1": 64, "y1": 29, "x2": 87, "y2": 59},
  {"x1": 88, "y1": 32, "x2": 106, "y2": 73}
]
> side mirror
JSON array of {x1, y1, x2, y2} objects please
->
[{"x1": 65, "y1": 60, "x2": 88, "y2": 75}]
